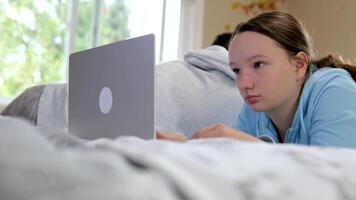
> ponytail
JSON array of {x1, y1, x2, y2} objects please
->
[{"x1": 310, "y1": 54, "x2": 356, "y2": 81}]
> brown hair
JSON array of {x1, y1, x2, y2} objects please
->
[
  {"x1": 232, "y1": 11, "x2": 356, "y2": 81},
  {"x1": 212, "y1": 32, "x2": 233, "y2": 50}
]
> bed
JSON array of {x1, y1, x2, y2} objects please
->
[{"x1": 1, "y1": 46, "x2": 356, "y2": 200}]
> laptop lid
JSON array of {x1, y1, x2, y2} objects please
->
[{"x1": 68, "y1": 34, "x2": 155, "y2": 140}]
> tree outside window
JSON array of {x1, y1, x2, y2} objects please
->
[{"x1": 0, "y1": 0, "x2": 129, "y2": 97}]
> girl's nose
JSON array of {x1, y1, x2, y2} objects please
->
[{"x1": 236, "y1": 71, "x2": 255, "y2": 90}]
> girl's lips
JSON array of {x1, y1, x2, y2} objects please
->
[{"x1": 245, "y1": 95, "x2": 259, "y2": 104}]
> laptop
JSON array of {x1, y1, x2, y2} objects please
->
[{"x1": 68, "y1": 34, "x2": 155, "y2": 140}]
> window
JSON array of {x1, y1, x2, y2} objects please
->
[
  {"x1": 0, "y1": 0, "x2": 67, "y2": 97},
  {"x1": 0, "y1": 0, "x2": 185, "y2": 98}
]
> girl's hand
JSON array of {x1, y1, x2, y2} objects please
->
[
  {"x1": 191, "y1": 124, "x2": 262, "y2": 142},
  {"x1": 156, "y1": 130, "x2": 188, "y2": 142}
]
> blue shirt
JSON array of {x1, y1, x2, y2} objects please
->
[{"x1": 236, "y1": 67, "x2": 356, "y2": 148}]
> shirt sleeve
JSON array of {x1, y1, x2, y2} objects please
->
[
  {"x1": 309, "y1": 74, "x2": 356, "y2": 148},
  {"x1": 235, "y1": 104, "x2": 258, "y2": 137}
]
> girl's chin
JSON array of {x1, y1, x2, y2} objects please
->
[{"x1": 248, "y1": 104, "x2": 267, "y2": 112}]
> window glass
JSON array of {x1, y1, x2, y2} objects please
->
[
  {"x1": 99, "y1": 0, "x2": 130, "y2": 47},
  {"x1": 125, "y1": 0, "x2": 164, "y2": 62},
  {"x1": 0, "y1": 0, "x2": 67, "y2": 97},
  {"x1": 74, "y1": 0, "x2": 95, "y2": 51},
  {"x1": 0, "y1": 0, "x2": 181, "y2": 98}
]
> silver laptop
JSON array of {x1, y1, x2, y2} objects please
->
[{"x1": 68, "y1": 34, "x2": 155, "y2": 140}]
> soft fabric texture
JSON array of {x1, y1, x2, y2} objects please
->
[
  {"x1": 1, "y1": 85, "x2": 45, "y2": 125},
  {"x1": 37, "y1": 83, "x2": 68, "y2": 132},
  {"x1": 184, "y1": 45, "x2": 235, "y2": 79},
  {"x1": 157, "y1": 45, "x2": 242, "y2": 136},
  {"x1": 2, "y1": 117, "x2": 356, "y2": 200},
  {"x1": 237, "y1": 67, "x2": 356, "y2": 148}
]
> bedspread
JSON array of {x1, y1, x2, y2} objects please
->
[{"x1": 1, "y1": 117, "x2": 356, "y2": 200}]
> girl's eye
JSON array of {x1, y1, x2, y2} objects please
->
[
  {"x1": 253, "y1": 61, "x2": 264, "y2": 69},
  {"x1": 232, "y1": 68, "x2": 240, "y2": 75}
]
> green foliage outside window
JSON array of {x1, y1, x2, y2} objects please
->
[{"x1": 0, "y1": 0, "x2": 129, "y2": 97}]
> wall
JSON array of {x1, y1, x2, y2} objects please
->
[
  {"x1": 287, "y1": 0, "x2": 356, "y2": 61},
  {"x1": 201, "y1": 0, "x2": 356, "y2": 61},
  {"x1": 202, "y1": 0, "x2": 245, "y2": 48},
  {"x1": 202, "y1": 0, "x2": 287, "y2": 48}
]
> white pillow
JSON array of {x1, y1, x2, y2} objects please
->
[
  {"x1": 155, "y1": 45, "x2": 243, "y2": 137},
  {"x1": 156, "y1": 59, "x2": 243, "y2": 137}
]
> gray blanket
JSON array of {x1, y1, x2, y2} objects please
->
[{"x1": 1, "y1": 117, "x2": 356, "y2": 200}]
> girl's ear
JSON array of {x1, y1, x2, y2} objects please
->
[{"x1": 294, "y1": 51, "x2": 309, "y2": 81}]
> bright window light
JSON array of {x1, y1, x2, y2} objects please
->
[{"x1": 0, "y1": 0, "x2": 182, "y2": 97}]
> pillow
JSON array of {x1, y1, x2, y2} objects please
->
[
  {"x1": 156, "y1": 59, "x2": 242, "y2": 137},
  {"x1": 1, "y1": 85, "x2": 45, "y2": 125}
]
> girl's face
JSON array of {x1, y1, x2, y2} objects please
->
[{"x1": 229, "y1": 31, "x2": 306, "y2": 114}]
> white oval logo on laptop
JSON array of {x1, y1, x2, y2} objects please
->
[{"x1": 99, "y1": 87, "x2": 113, "y2": 114}]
